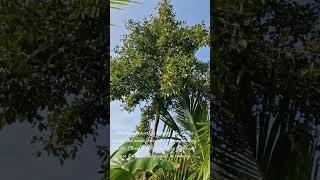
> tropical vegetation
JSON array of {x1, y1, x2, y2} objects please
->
[
  {"x1": 110, "y1": 0, "x2": 210, "y2": 179},
  {"x1": 211, "y1": 0, "x2": 320, "y2": 180}
]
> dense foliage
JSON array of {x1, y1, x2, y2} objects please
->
[
  {"x1": 110, "y1": 0, "x2": 210, "y2": 179},
  {"x1": 211, "y1": 0, "x2": 320, "y2": 179},
  {"x1": 0, "y1": 0, "x2": 109, "y2": 177}
]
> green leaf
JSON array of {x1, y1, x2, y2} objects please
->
[
  {"x1": 110, "y1": 136, "x2": 143, "y2": 167},
  {"x1": 110, "y1": 168, "x2": 134, "y2": 180},
  {"x1": 122, "y1": 157, "x2": 175, "y2": 174}
]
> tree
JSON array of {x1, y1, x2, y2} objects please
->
[
  {"x1": 111, "y1": 0, "x2": 208, "y2": 179},
  {"x1": 0, "y1": 0, "x2": 109, "y2": 178},
  {"x1": 211, "y1": 0, "x2": 320, "y2": 179}
]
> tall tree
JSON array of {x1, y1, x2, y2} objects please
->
[{"x1": 111, "y1": 0, "x2": 208, "y2": 179}]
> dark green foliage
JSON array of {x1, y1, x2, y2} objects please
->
[
  {"x1": 0, "y1": 0, "x2": 109, "y2": 176},
  {"x1": 111, "y1": 0, "x2": 208, "y2": 107},
  {"x1": 211, "y1": 0, "x2": 320, "y2": 179}
]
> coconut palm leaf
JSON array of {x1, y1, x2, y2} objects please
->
[
  {"x1": 110, "y1": 0, "x2": 140, "y2": 10},
  {"x1": 159, "y1": 89, "x2": 210, "y2": 180}
]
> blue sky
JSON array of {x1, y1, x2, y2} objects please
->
[{"x1": 110, "y1": 0, "x2": 210, "y2": 155}]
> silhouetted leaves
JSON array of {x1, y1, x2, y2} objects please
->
[
  {"x1": 212, "y1": 0, "x2": 320, "y2": 179},
  {"x1": 0, "y1": 0, "x2": 109, "y2": 178}
]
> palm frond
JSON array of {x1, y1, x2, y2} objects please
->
[
  {"x1": 110, "y1": 0, "x2": 140, "y2": 10},
  {"x1": 166, "y1": 89, "x2": 210, "y2": 180}
]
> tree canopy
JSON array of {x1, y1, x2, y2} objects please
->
[
  {"x1": 0, "y1": 0, "x2": 109, "y2": 176},
  {"x1": 111, "y1": 0, "x2": 209, "y2": 157},
  {"x1": 211, "y1": 0, "x2": 320, "y2": 179},
  {"x1": 111, "y1": 0, "x2": 209, "y2": 109}
]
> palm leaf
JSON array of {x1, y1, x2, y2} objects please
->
[
  {"x1": 162, "y1": 89, "x2": 210, "y2": 180},
  {"x1": 110, "y1": 0, "x2": 140, "y2": 10}
]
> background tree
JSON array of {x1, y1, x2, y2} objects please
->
[
  {"x1": 0, "y1": 0, "x2": 109, "y2": 178},
  {"x1": 211, "y1": 0, "x2": 320, "y2": 179}
]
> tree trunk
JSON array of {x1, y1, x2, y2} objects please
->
[
  {"x1": 143, "y1": 109, "x2": 160, "y2": 180},
  {"x1": 148, "y1": 110, "x2": 160, "y2": 156}
]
